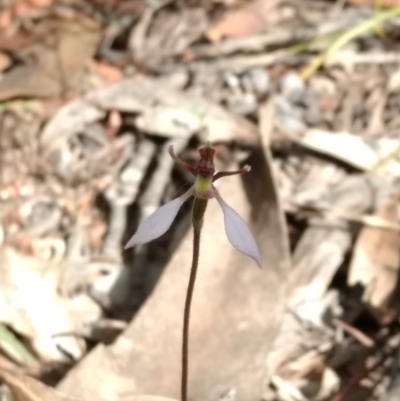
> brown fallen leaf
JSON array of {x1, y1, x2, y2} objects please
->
[
  {"x1": 206, "y1": 0, "x2": 293, "y2": 43},
  {"x1": 89, "y1": 61, "x2": 123, "y2": 85},
  {"x1": 0, "y1": 0, "x2": 52, "y2": 30},
  {"x1": 348, "y1": 192, "x2": 400, "y2": 317},
  {"x1": 25, "y1": 0, "x2": 54, "y2": 7},
  {"x1": 0, "y1": 369, "x2": 72, "y2": 401},
  {"x1": 0, "y1": 368, "x2": 180, "y2": 401},
  {"x1": 0, "y1": 17, "x2": 101, "y2": 101},
  {"x1": 57, "y1": 147, "x2": 291, "y2": 401},
  {"x1": 0, "y1": 64, "x2": 61, "y2": 101}
]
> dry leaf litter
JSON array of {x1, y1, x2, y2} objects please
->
[{"x1": 1, "y1": 1, "x2": 400, "y2": 401}]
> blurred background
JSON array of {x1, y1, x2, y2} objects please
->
[{"x1": 1, "y1": 0, "x2": 400, "y2": 400}]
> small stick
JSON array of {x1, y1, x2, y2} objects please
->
[{"x1": 103, "y1": 138, "x2": 156, "y2": 258}]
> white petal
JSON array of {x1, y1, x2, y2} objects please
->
[
  {"x1": 125, "y1": 188, "x2": 193, "y2": 248},
  {"x1": 215, "y1": 190, "x2": 262, "y2": 268}
]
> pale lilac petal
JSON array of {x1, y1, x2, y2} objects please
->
[
  {"x1": 125, "y1": 188, "x2": 193, "y2": 248},
  {"x1": 215, "y1": 190, "x2": 262, "y2": 268}
]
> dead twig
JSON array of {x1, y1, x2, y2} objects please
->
[
  {"x1": 188, "y1": 8, "x2": 372, "y2": 59},
  {"x1": 139, "y1": 137, "x2": 190, "y2": 221},
  {"x1": 128, "y1": 137, "x2": 191, "y2": 298},
  {"x1": 102, "y1": 138, "x2": 156, "y2": 259},
  {"x1": 330, "y1": 336, "x2": 399, "y2": 401},
  {"x1": 328, "y1": 51, "x2": 400, "y2": 67},
  {"x1": 333, "y1": 318, "x2": 375, "y2": 348},
  {"x1": 289, "y1": 202, "x2": 400, "y2": 232},
  {"x1": 129, "y1": 0, "x2": 176, "y2": 61},
  {"x1": 193, "y1": 49, "x2": 307, "y2": 71}
]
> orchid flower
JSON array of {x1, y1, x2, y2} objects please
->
[{"x1": 125, "y1": 143, "x2": 261, "y2": 267}]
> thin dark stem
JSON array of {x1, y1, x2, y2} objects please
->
[{"x1": 181, "y1": 223, "x2": 202, "y2": 401}]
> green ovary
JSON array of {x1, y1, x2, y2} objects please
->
[{"x1": 194, "y1": 175, "x2": 213, "y2": 197}]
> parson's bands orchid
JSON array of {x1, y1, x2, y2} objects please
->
[{"x1": 125, "y1": 143, "x2": 262, "y2": 267}]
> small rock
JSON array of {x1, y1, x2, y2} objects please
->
[
  {"x1": 224, "y1": 71, "x2": 241, "y2": 89},
  {"x1": 304, "y1": 106, "x2": 323, "y2": 126},
  {"x1": 275, "y1": 97, "x2": 307, "y2": 135},
  {"x1": 90, "y1": 265, "x2": 123, "y2": 309},
  {"x1": 276, "y1": 115, "x2": 307, "y2": 136},
  {"x1": 300, "y1": 89, "x2": 320, "y2": 109},
  {"x1": 165, "y1": 67, "x2": 190, "y2": 89},
  {"x1": 309, "y1": 75, "x2": 337, "y2": 97},
  {"x1": 276, "y1": 99, "x2": 307, "y2": 135},
  {"x1": 276, "y1": 97, "x2": 303, "y2": 120},
  {"x1": 387, "y1": 68, "x2": 400, "y2": 94},
  {"x1": 280, "y1": 71, "x2": 305, "y2": 104},
  {"x1": 241, "y1": 67, "x2": 270, "y2": 95},
  {"x1": 229, "y1": 92, "x2": 259, "y2": 116}
]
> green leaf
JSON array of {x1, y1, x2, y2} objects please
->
[{"x1": 0, "y1": 323, "x2": 38, "y2": 366}]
